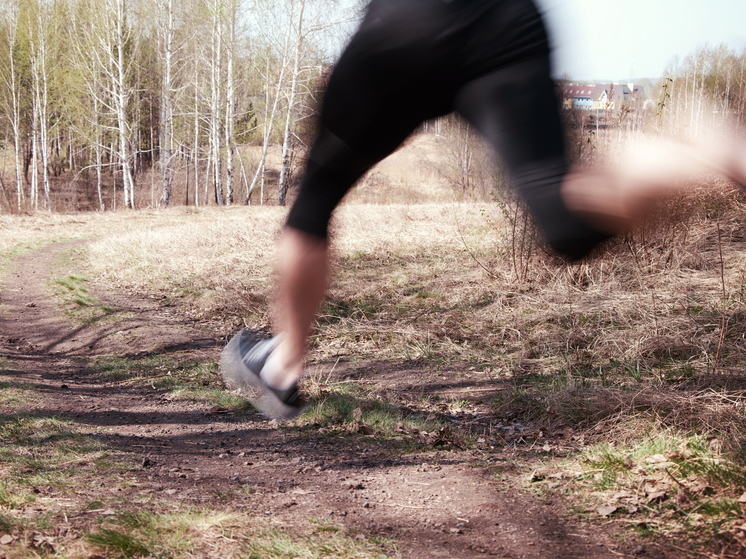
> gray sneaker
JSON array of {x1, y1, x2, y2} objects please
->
[{"x1": 220, "y1": 329, "x2": 305, "y2": 420}]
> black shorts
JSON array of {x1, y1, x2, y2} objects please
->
[{"x1": 286, "y1": 0, "x2": 606, "y2": 260}]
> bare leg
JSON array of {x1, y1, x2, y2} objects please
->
[
  {"x1": 262, "y1": 227, "x2": 329, "y2": 390},
  {"x1": 561, "y1": 138, "x2": 746, "y2": 235}
]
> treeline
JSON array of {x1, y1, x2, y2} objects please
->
[
  {"x1": 657, "y1": 44, "x2": 746, "y2": 137},
  {"x1": 0, "y1": 0, "x2": 354, "y2": 213}
]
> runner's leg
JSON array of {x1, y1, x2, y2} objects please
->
[{"x1": 455, "y1": 58, "x2": 609, "y2": 260}]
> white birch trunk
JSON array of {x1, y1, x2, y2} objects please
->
[
  {"x1": 1, "y1": 6, "x2": 25, "y2": 211},
  {"x1": 225, "y1": 0, "x2": 236, "y2": 205},
  {"x1": 209, "y1": 0, "x2": 224, "y2": 205},
  {"x1": 160, "y1": 0, "x2": 175, "y2": 208},
  {"x1": 245, "y1": 22, "x2": 293, "y2": 205},
  {"x1": 278, "y1": 0, "x2": 306, "y2": 206}
]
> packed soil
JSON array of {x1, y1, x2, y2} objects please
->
[{"x1": 0, "y1": 241, "x2": 668, "y2": 558}]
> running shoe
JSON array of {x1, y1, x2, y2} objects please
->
[{"x1": 220, "y1": 329, "x2": 305, "y2": 420}]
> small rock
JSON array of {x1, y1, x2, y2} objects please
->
[
  {"x1": 449, "y1": 528, "x2": 463, "y2": 534},
  {"x1": 0, "y1": 534, "x2": 14, "y2": 545}
]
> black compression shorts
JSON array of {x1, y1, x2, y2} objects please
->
[{"x1": 286, "y1": 0, "x2": 607, "y2": 260}]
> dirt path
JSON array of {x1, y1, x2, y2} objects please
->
[{"x1": 0, "y1": 242, "x2": 660, "y2": 558}]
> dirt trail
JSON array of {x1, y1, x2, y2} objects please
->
[{"x1": 0, "y1": 242, "x2": 659, "y2": 558}]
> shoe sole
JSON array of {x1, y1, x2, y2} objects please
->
[{"x1": 220, "y1": 330, "x2": 304, "y2": 421}]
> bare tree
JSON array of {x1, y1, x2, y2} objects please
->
[
  {"x1": 159, "y1": 0, "x2": 175, "y2": 207},
  {"x1": 0, "y1": 1, "x2": 25, "y2": 211}
]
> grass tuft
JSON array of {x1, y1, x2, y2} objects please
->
[{"x1": 242, "y1": 526, "x2": 398, "y2": 559}]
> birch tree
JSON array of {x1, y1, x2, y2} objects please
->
[
  {"x1": 0, "y1": 1, "x2": 26, "y2": 211},
  {"x1": 27, "y1": 0, "x2": 54, "y2": 210},
  {"x1": 159, "y1": 0, "x2": 175, "y2": 207},
  {"x1": 277, "y1": 0, "x2": 305, "y2": 206},
  {"x1": 208, "y1": 0, "x2": 224, "y2": 205}
]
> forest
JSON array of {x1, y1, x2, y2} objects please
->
[{"x1": 0, "y1": 0, "x2": 356, "y2": 213}]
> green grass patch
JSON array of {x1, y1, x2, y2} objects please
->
[
  {"x1": 581, "y1": 431, "x2": 746, "y2": 541},
  {"x1": 85, "y1": 510, "x2": 399, "y2": 559},
  {"x1": 0, "y1": 413, "x2": 118, "y2": 503},
  {"x1": 0, "y1": 378, "x2": 42, "y2": 412},
  {"x1": 84, "y1": 354, "x2": 258, "y2": 413},
  {"x1": 85, "y1": 354, "x2": 219, "y2": 388},
  {"x1": 86, "y1": 510, "x2": 234, "y2": 558},
  {"x1": 296, "y1": 380, "x2": 464, "y2": 450},
  {"x1": 242, "y1": 525, "x2": 398, "y2": 558},
  {"x1": 50, "y1": 273, "x2": 115, "y2": 323}
]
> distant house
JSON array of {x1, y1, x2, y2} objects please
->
[
  {"x1": 619, "y1": 83, "x2": 645, "y2": 108},
  {"x1": 560, "y1": 83, "x2": 645, "y2": 113},
  {"x1": 559, "y1": 85, "x2": 595, "y2": 110}
]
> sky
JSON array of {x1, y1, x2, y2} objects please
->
[{"x1": 537, "y1": 0, "x2": 746, "y2": 81}]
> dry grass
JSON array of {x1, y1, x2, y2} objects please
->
[
  {"x1": 77, "y1": 179, "x2": 746, "y2": 554},
  {"x1": 77, "y1": 183, "x2": 746, "y2": 377},
  {"x1": 345, "y1": 135, "x2": 459, "y2": 205}
]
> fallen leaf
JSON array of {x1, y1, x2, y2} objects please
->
[
  {"x1": 645, "y1": 454, "x2": 668, "y2": 464},
  {"x1": 691, "y1": 483, "x2": 715, "y2": 496},
  {"x1": 646, "y1": 491, "x2": 667, "y2": 504},
  {"x1": 208, "y1": 406, "x2": 229, "y2": 414},
  {"x1": 738, "y1": 492, "x2": 746, "y2": 503},
  {"x1": 597, "y1": 505, "x2": 617, "y2": 517},
  {"x1": 0, "y1": 534, "x2": 14, "y2": 545},
  {"x1": 529, "y1": 471, "x2": 545, "y2": 482}
]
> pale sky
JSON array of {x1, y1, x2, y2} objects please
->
[{"x1": 537, "y1": 0, "x2": 746, "y2": 81}]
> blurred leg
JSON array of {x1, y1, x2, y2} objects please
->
[
  {"x1": 455, "y1": 58, "x2": 609, "y2": 260},
  {"x1": 262, "y1": 228, "x2": 328, "y2": 390}
]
